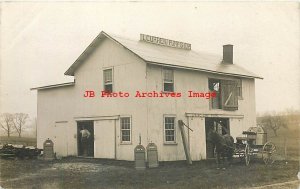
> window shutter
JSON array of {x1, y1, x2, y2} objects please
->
[{"x1": 221, "y1": 80, "x2": 238, "y2": 110}]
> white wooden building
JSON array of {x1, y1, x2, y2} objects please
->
[{"x1": 32, "y1": 31, "x2": 262, "y2": 161}]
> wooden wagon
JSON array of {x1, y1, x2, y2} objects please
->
[{"x1": 234, "y1": 125, "x2": 276, "y2": 166}]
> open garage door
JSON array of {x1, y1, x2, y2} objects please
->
[
  {"x1": 205, "y1": 118, "x2": 230, "y2": 158},
  {"x1": 77, "y1": 121, "x2": 94, "y2": 157}
]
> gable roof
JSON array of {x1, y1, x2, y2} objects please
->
[{"x1": 65, "y1": 31, "x2": 262, "y2": 79}]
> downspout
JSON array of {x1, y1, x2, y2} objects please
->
[
  {"x1": 114, "y1": 119, "x2": 117, "y2": 159},
  {"x1": 146, "y1": 64, "x2": 149, "y2": 143}
]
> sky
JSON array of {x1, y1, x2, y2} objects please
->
[{"x1": 0, "y1": 1, "x2": 299, "y2": 120}]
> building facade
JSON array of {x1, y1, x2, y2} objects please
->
[{"x1": 33, "y1": 31, "x2": 262, "y2": 161}]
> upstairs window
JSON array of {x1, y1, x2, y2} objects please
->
[
  {"x1": 164, "y1": 116, "x2": 176, "y2": 143},
  {"x1": 209, "y1": 79, "x2": 239, "y2": 111},
  {"x1": 120, "y1": 117, "x2": 131, "y2": 143},
  {"x1": 163, "y1": 69, "x2": 174, "y2": 92},
  {"x1": 103, "y1": 68, "x2": 113, "y2": 92},
  {"x1": 209, "y1": 79, "x2": 221, "y2": 109}
]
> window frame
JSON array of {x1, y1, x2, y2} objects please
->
[
  {"x1": 103, "y1": 67, "x2": 114, "y2": 93},
  {"x1": 237, "y1": 79, "x2": 243, "y2": 100},
  {"x1": 120, "y1": 116, "x2": 132, "y2": 144},
  {"x1": 208, "y1": 78, "x2": 222, "y2": 110},
  {"x1": 162, "y1": 68, "x2": 175, "y2": 92},
  {"x1": 163, "y1": 115, "x2": 177, "y2": 144},
  {"x1": 208, "y1": 77, "x2": 239, "y2": 111}
]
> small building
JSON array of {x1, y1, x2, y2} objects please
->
[{"x1": 32, "y1": 31, "x2": 262, "y2": 161}]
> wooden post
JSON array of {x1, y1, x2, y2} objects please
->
[{"x1": 178, "y1": 120, "x2": 192, "y2": 165}]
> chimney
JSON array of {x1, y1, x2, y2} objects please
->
[{"x1": 223, "y1": 44, "x2": 233, "y2": 64}]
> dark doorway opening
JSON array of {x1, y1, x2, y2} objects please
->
[
  {"x1": 77, "y1": 121, "x2": 94, "y2": 157},
  {"x1": 205, "y1": 117, "x2": 230, "y2": 158}
]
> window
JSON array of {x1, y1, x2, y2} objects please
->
[
  {"x1": 120, "y1": 117, "x2": 131, "y2": 143},
  {"x1": 164, "y1": 116, "x2": 176, "y2": 143},
  {"x1": 208, "y1": 79, "x2": 221, "y2": 109},
  {"x1": 163, "y1": 69, "x2": 174, "y2": 92},
  {"x1": 208, "y1": 78, "x2": 239, "y2": 111},
  {"x1": 103, "y1": 68, "x2": 113, "y2": 92}
]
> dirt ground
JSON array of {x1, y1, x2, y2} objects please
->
[{"x1": 0, "y1": 157, "x2": 299, "y2": 189}]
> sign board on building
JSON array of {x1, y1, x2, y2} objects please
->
[{"x1": 140, "y1": 34, "x2": 191, "y2": 50}]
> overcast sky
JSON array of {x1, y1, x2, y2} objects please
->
[{"x1": 0, "y1": 2, "x2": 299, "y2": 118}]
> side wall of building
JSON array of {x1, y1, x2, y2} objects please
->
[{"x1": 145, "y1": 64, "x2": 256, "y2": 161}]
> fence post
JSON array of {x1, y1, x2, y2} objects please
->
[{"x1": 284, "y1": 137, "x2": 287, "y2": 161}]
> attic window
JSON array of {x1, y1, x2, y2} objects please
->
[
  {"x1": 209, "y1": 79, "x2": 238, "y2": 111},
  {"x1": 103, "y1": 68, "x2": 113, "y2": 92},
  {"x1": 163, "y1": 68, "x2": 174, "y2": 92}
]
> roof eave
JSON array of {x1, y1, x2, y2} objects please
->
[
  {"x1": 64, "y1": 31, "x2": 107, "y2": 76},
  {"x1": 146, "y1": 61, "x2": 263, "y2": 79},
  {"x1": 64, "y1": 31, "x2": 146, "y2": 76},
  {"x1": 30, "y1": 82, "x2": 75, "y2": 90}
]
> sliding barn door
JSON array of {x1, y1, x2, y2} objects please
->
[{"x1": 94, "y1": 120, "x2": 115, "y2": 159}]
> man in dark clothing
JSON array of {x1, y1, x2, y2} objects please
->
[{"x1": 80, "y1": 127, "x2": 91, "y2": 157}]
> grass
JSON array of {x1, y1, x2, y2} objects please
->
[
  {"x1": 263, "y1": 125, "x2": 300, "y2": 161},
  {"x1": 0, "y1": 157, "x2": 299, "y2": 189}
]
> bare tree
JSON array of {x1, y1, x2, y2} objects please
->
[
  {"x1": 0, "y1": 113, "x2": 14, "y2": 137},
  {"x1": 12, "y1": 113, "x2": 29, "y2": 137},
  {"x1": 261, "y1": 112, "x2": 287, "y2": 137}
]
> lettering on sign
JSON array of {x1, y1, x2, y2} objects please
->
[{"x1": 140, "y1": 34, "x2": 191, "y2": 50}]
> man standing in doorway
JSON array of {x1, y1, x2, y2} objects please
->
[{"x1": 80, "y1": 126, "x2": 91, "y2": 157}]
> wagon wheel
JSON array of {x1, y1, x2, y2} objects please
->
[
  {"x1": 235, "y1": 144, "x2": 245, "y2": 162},
  {"x1": 262, "y1": 142, "x2": 276, "y2": 165},
  {"x1": 238, "y1": 150, "x2": 244, "y2": 162},
  {"x1": 245, "y1": 144, "x2": 250, "y2": 166}
]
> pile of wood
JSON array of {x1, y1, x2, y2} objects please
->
[{"x1": 0, "y1": 144, "x2": 42, "y2": 159}]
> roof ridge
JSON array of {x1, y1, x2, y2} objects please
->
[{"x1": 64, "y1": 30, "x2": 262, "y2": 79}]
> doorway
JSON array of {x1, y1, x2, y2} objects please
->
[
  {"x1": 205, "y1": 117, "x2": 230, "y2": 158},
  {"x1": 77, "y1": 121, "x2": 94, "y2": 157}
]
